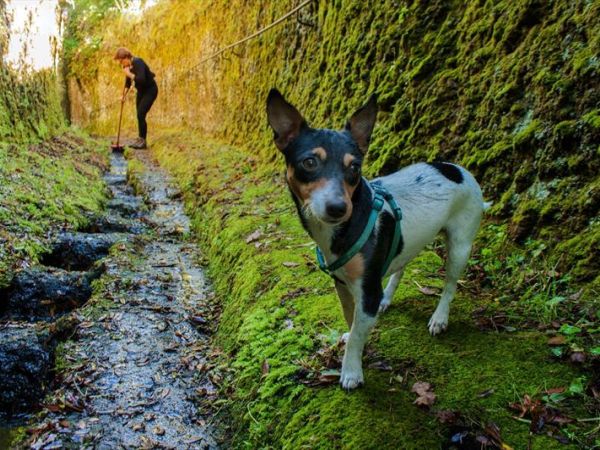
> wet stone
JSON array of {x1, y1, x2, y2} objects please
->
[
  {"x1": 0, "y1": 324, "x2": 51, "y2": 414},
  {"x1": 0, "y1": 267, "x2": 100, "y2": 322},
  {"x1": 107, "y1": 196, "x2": 144, "y2": 218},
  {"x1": 82, "y1": 215, "x2": 146, "y2": 234},
  {"x1": 41, "y1": 232, "x2": 123, "y2": 271}
]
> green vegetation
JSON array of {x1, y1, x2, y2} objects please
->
[
  {"x1": 0, "y1": 1, "x2": 109, "y2": 289},
  {"x1": 0, "y1": 132, "x2": 109, "y2": 288},
  {"x1": 0, "y1": 68, "x2": 65, "y2": 142},
  {"x1": 137, "y1": 130, "x2": 593, "y2": 448},
  {"x1": 63, "y1": 0, "x2": 598, "y2": 446},
  {"x1": 69, "y1": 0, "x2": 598, "y2": 306}
]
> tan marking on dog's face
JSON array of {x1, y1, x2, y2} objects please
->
[
  {"x1": 286, "y1": 164, "x2": 327, "y2": 205},
  {"x1": 343, "y1": 253, "x2": 365, "y2": 282},
  {"x1": 343, "y1": 153, "x2": 355, "y2": 167},
  {"x1": 312, "y1": 147, "x2": 327, "y2": 161}
]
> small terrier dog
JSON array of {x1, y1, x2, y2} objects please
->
[{"x1": 266, "y1": 89, "x2": 487, "y2": 390}]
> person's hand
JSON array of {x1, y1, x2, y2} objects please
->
[
  {"x1": 123, "y1": 66, "x2": 134, "y2": 77},
  {"x1": 120, "y1": 95, "x2": 126, "y2": 103}
]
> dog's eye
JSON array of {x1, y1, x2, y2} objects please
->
[
  {"x1": 301, "y1": 157, "x2": 319, "y2": 171},
  {"x1": 349, "y1": 163, "x2": 361, "y2": 175}
]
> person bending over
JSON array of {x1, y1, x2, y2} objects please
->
[{"x1": 114, "y1": 47, "x2": 158, "y2": 149}]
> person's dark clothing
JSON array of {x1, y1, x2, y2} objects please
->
[
  {"x1": 136, "y1": 84, "x2": 158, "y2": 139},
  {"x1": 124, "y1": 57, "x2": 157, "y2": 140},
  {"x1": 124, "y1": 57, "x2": 156, "y2": 91}
]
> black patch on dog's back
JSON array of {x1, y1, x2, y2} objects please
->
[{"x1": 428, "y1": 162, "x2": 463, "y2": 184}]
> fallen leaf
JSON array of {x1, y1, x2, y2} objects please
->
[
  {"x1": 282, "y1": 261, "x2": 300, "y2": 268},
  {"x1": 159, "y1": 388, "x2": 171, "y2": 399},
  {"x1": 545, "y1": 387, "x2": 566, "y2": 395},
  {"x1": 547, "y1": 335, "x2": 566, "y2": 346},
  {"x1": 318, "y1": 369, "x2": 340, "y2": 384},
  {"x1": 245, "y1": 230, "x2": 263, "y2": 244},
  {"x1": 191, "y1": 315, "x2": 207, "y2": 325},
  {"x1": 367, "y1": 360, "x2": 393, "y2": 371},
  {"x1": 550, "y1": 414, "x2": 574, "y2": 425},
  {"x1": 418, "y1": 286, "x2": 438, "y2": 296},
  {"x1": 435, "y1": 409, "x2": 460, "y2": 424},
  {"x1": 477, "y1": 388, "x2": 495, "y2": 398},
  {"x1": 475, "y1": 434, "x2": 492, "y2": 446},
  {"x1": 261, "y1": 360, "x2": 270, "y2": 377},
  {"x1": 569, "y1": 352, "x2": 585, "y2": 363},
  {"x1": 568, "y1": 289, "x2": 583, "y2": 301},
  {"x1": 412, "y1": 381, "x2": 432, "y2": 396},
  {"x1": 152, "y1": 425, "x2": 165, "y2": 436},
  {"x1": 412, "y1": 381, "x2": 436, "y2": 407},
  {"x1": 139, "y1": 436, "x2": 158, "y2": 449}
]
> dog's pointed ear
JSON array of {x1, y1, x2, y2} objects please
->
[
  {"x1": 346, "y1": 94, "x2": 378, "y2": 153},
  {"x1": 267, "y1": 89, "x2": 306, "y2": 151}
]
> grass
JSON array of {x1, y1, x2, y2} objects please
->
[{"x1": 136, "y1": 128, "x2": 597, "y2": 449}]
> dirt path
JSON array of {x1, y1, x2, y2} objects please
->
[{"x1": 27, "y1": 151, "x2": 220, "y2": 449}]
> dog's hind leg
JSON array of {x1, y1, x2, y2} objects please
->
[
  {"x1": 428, "y1": 221, "x2": 478, "y2": 335},
  {"x1": 380, "y1": 268, "x2": 404, "y2": 313}
]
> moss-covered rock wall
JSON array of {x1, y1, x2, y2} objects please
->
[
  {"x1": 0, "y1": 2, "x2": 107, "y2": 288},
  {"x1": 0, "y1": 66, "x2": 65, "y2": 142},
  {"x1": 68, "y1": 0, "x2": 598, "y2": 298}
]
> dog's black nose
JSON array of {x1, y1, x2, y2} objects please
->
[{"x1": 326, "y1": 202, "x2": 347, "y2": 219}]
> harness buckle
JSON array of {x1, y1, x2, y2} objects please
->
[{"x1": 372, "y1": 195, "x2": 385, "y2": 211}]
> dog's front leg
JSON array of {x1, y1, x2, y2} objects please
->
[
  {"x1": 340, "y1": 286, "x2": 380, "y2": 390},
  {"x1": 335, "y1": 281, "x2": 354, "y2": 330}
]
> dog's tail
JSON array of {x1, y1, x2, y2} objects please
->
[{"x1": 483, "y1": 201, "x2": 493, "y2": 211}]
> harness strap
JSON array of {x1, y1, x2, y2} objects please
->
[
  {"x1": 372, "y1": 182, "x2": 403, "y2": 276},
  {"x1": 315, "y1": 180, "x2": 402, "y2": 278}
]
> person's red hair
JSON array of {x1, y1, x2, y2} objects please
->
[{"x1": 114, "y1": 47, "x2": 132, "y2": 60}]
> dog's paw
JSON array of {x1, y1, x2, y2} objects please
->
[
  {"x1": 339, "y1": 332, "x2": 350, "y2": 344},
  {"x1": 340, "y1": 366, "x2": 364, "y2": 390},
  {"x1": 428, "y1": 311, "x2": 449, "y2": 336},
  {"x1": 378, "y1": 298, "x2": 391, "y2": 314}
]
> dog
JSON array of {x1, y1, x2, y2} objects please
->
[{"x1": 266, "y1": 89, "x2": 488, "y2": 390}]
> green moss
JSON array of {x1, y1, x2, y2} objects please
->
[
  {"x1": 0, "y1": 132, "x2": 109, "y2": 288},
  {"x1": 0, "y1": 67, "x2": 65, "y2": 142},
  {"x1": 134, "y1": 130, "x2": 588, "y2": 448},
  {"x1": 581, "y1": 109, "x2": 600, "y2": 129}
]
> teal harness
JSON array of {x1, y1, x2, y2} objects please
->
[{"x1": 315, "y1": 180, "x2": 403, "y2": 279}]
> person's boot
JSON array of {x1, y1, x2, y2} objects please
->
[{"x1": 129, "y1": 138, "x2": 147, "y2": 149}]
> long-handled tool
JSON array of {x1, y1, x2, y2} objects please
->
[{"x1": 110, "y1": 87, "x2": 128, "y2": 152}]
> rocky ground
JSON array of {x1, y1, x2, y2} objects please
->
[{"x1": 0, "y1": 150, "x2": 221, "y2": 449}]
